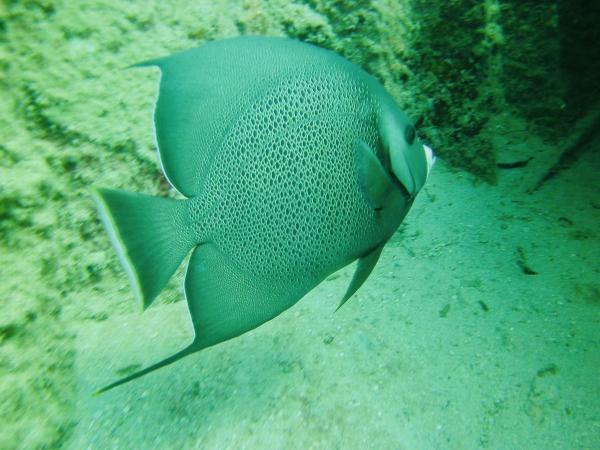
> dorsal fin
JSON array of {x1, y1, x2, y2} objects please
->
[{"x1": 132, "y1": 37, "x2": 364, "y2": 197}]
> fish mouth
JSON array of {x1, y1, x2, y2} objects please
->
[
  {"x1": 424, "y1": 144, "x2": 436, "y2": 179},
  {"x1": 388, "y1": 144, "x2": 434, "y2": 198}
]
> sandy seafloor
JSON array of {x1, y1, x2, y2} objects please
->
[{"x1": 71, "y1": 138, "x2": 599, "y2": 449}]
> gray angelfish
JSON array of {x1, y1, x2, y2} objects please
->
[{"x1": 93, "y1": 36, "x2": 435, "y2": 394}]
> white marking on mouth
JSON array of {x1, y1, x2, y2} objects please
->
[{"x1": 424, "y1": 144, "x2": 436, "y2": 178}]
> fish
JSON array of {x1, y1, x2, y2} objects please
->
[{"x1": 92, "y1": 36, "x2": 435, "y2": 394}]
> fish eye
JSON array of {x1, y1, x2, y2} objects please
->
[{"x1": 404, "y1": 124, "x2": 416, "y2": 145}]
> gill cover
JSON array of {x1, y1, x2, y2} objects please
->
[{"x1": 379, "y1": 101, "x2": 432, "y2": 197}]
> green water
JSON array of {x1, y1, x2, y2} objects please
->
[{"x1": 1, "y1": 1, "x2": 598, "y2": 449}]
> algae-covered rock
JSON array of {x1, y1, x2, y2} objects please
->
[
  {"x1": 1, "y1": 0, "x2": 598, "y2": 448},
  {"x1": 408, "y1": 0, "x2": 500, "y2": 180}
]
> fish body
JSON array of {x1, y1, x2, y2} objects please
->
[{"x1": 93, "y1": 36, "x2": 434, "y2": 393}]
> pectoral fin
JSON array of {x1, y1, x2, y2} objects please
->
[
  {"x1": 336, "y1": 244, "x2": 385, "y2": 311},
  {"x1": 355, "y1": 139, "x2": 396, "y2": 210}
]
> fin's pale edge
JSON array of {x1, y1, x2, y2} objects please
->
[
  {"x1": 91, "y1": 189, "x2": 145, "y2": 309},
  {"x1": 131, "y1": 60, "x2": 187, "y2": 196},
  {"x1": 150, "y1": 68, "x2": 187, "y2": 197},
  {"x1": 128, "y1": 58, "x2": 164, "y2": 69},
  {"x1": 127, "y1": 56, "x2": 185, "y2": 196}
]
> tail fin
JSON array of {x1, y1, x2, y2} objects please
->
[
  {"x1": 94, "y1": 341, "x2": 201, "y2": 395},
  {"x1": 92, "y1": 188, "x2": 195, "y2": 309}
]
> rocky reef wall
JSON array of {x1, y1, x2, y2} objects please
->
[{"x1": 0, "y1": 1, "x2": 598, "y2": 447}]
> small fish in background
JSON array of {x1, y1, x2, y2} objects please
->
[{"x1": 93, "y1": 36, "x2": 435, "y2": 394}]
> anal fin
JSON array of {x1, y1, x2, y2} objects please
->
[
  {"x1": 94, "y1": 243, "x2": 309, "y2": 395},
  {"x1": 336, "y1": 244, "x2": 385, "y2": 311},
  {"x1": 94, "y1": 341, "x2": 201, "y2": 395},
  {"x1": 185, "y1": 243, "x2": 303, "y2": 348}
]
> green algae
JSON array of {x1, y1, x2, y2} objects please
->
[{"x1": 1, "y1": 0, "x2": 598, "y2": 448}]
